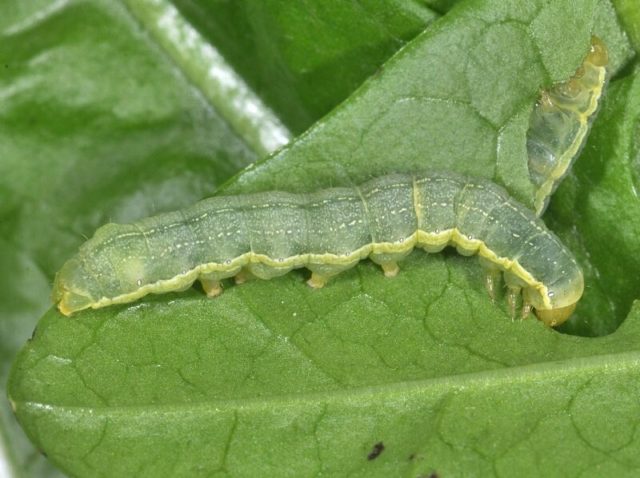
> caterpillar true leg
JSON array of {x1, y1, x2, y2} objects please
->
[{"x1": 483, "y1": 269, "x2": 502, "y2": 303}]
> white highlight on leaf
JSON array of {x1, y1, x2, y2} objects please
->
[
  {"x1": 122, "y1": 0, "x2": 291, "y2": 156},
  {"x1": 2, "y1": 0, "x2": 70, "y2": 36},
  {"x1": 0, "y1": 432, "x2": 14, "y2": 478},
  {"x1": 0, "y1": 76, "x2": 39, "y2": 102}
]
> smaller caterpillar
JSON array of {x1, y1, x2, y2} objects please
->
[
  {"x1": 527, "y1": 36, "x2": 608, "y2": 215},
  {"x1": 53, "y1": 172, "x2": 583, "y2": 326}
]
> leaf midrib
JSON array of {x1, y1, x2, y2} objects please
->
[
  {"x1": 14, "y1": 349, "x2": 640, "y2": 413},
  {"x1": 119, "y1": 0, "x2": 291, "y2": 156}
]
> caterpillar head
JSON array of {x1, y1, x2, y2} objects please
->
[
  {"x1": 535, "y1": 303, "x2": 577, "y2": 327},
  {"x1": 528, "y1": 271, "x2": 585, "y2": 327}
]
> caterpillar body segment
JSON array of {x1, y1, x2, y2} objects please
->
[
  {"x1": 527, "y1": 36, "x2": 608, "y2": 216},
  {"x1": 53, "y1": 172, "x2": 583, "y2": 326}
]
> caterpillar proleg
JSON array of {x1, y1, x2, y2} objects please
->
[
  {"x1": 53, "y1": 172, "x2": 583, "y2": 326},
  {"x1": 527, "y1": 36, "x2": 608, "y2": 215}
]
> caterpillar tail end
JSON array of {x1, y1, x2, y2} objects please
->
[
  {"x1": 53, "y1": 287, "x2": 91, "y2": 317},
  {"x1": 57, "y1": 302, "x2": 73, "y2": 317},
  {"x1": 52, "y1": 271, "x2": 92, "y2": 317}
]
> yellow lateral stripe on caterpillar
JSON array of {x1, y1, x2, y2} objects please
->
[
  {"x1": 53, "y1": 172, "x2": 583, "y2": 327},
  {"x1": 63, "y1": 230, "x2": 547, "y2": 311},
  {"x1": 527, "y1": 36, "x2": 608, "y2": 216}
]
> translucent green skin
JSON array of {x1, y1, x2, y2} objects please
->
[
  {"x1": 527, "y1": 36, "x2": 608, "y2": 215},
  {"x1": 54, "y1": 172, "x2": 583, "y2": 323}
]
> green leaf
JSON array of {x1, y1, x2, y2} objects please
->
[
  {"x1": 9, "y1": 267, "x2": 640, "y2": 476},
  {"x1": 611, "y1": 0, "x2": 640, "y2": 53},
  {"x1": 548, "y1": 67, "x2": 640, "y2": 336},
  {"x1": 4, "y1": 0, "x2": 640, "y2": 477}
]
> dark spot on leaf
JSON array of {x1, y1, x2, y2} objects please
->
[
  {"x1": 409, "y1": 453, "x2": 416, "y2": 460},
  {"x1": 416, "y1": 472, "x2": 439, "y2": 478},
  {"x1": 367, "y1": 441, "x2": 385, "y2": 460}
]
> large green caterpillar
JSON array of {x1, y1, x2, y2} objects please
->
[
  {"x1": 54, "y1": 172, "x2": 583, "y2": 326},
  {"x1": 527, "y1": 36, "x2": 608, "y2": 215}
]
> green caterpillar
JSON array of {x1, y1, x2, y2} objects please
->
[
  {"x1": 54, "y1": 172, "x2": 583, "y2": 326},
  {"x1": 527, "y1": 36, "x2": 608, "y2": 215}
]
